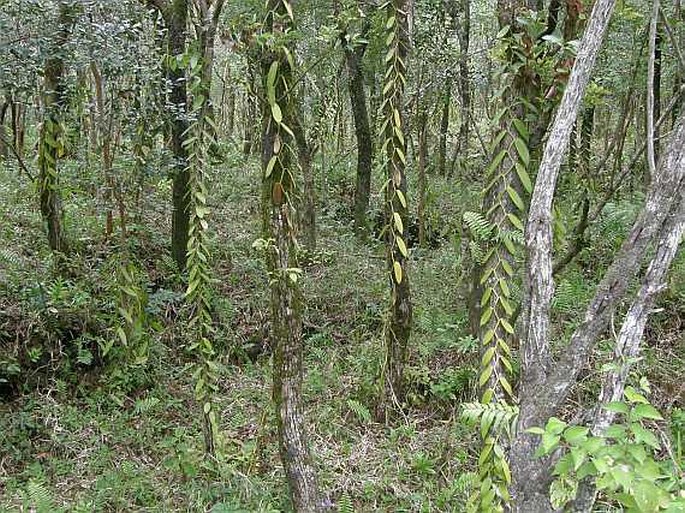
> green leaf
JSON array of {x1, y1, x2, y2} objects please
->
[
  {"x1": 633, "y1": 481, "x2": 668, "y2": 512},
  {"x1": 271, "y1": 103, "x2": 283, "y2": 123},
  {"x1": 515, "y1": 163, "x2": 533, "y2": 194},
  {"x1": 479, "y1": 365, "x2": 493, "y2": 387},
  {"x1": 630, "y1": 422, "x2": 660, "y2": 449},
  {"x1": 396, "y1": 236, "x2": 408, "y2": 257},
  {"x1": 512, "y1": 118, "x2": 528, "y2": 140},
  {"x1": 632, "y1": 403, "x2": 663, "y2": 421},
  {"x1": 546, "y1": 417, "x2": 567, "y2": 435},
  {"x1": 393, "y1": 261, "x2": 402, "y2": 283},
  {"x1": 513, "y1": 138, "x2": 530, "y2": 167},
  {"x1": 501, "y1": 318, "x2": 514, "y2": 334},
  {"x1": 480, "y1": 306, "x2": 493, "y2": 326},
  {"x1": 482, "y1": 346, "x2": 496, "y2": 367},
  {"x1": 499, "y1": 376, "x2": 513, "y2": 396},
  {"x1": 486, "y1": 149, "x2": 507, "y2": 177},
  {"x1": 604, "y1": 401, "x2": 630, "y2": 414},
  {"x1": 506, "y1": 186, "x2": 525, "y2": 211},
  {"x1": 396, "y1": 190, "x2": 407, "y2": 208},
  {"x1": 482, "y1": 329, "x2": 495, "y2": 346},
  {"x1": 508, "y1": 212, "x2": 525, "y2": 231},
  {"x1": 393, "y1": 212, "x2": 404, "y2": 233},
  {"x1": 563, "y1": 426, "x2": 589, "y2": 445},
  {"x1": 265, "y1": 156, "x2": 277, "y2": 178},
  {"x1": 116, "y1": 326, "x2": 127, "y2": 346},
  {"x1": 624, "y1": 386, "x2": 649, "y2": 404},
  {"x1": 267, "y1": 61, "x2": 278, "y2": 89}
]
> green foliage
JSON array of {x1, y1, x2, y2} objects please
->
[
  {"x1": 461, "y1": 400, "x2": 519, "y2": 512},
  {"x1": 21, "y1": 480, "x2": 64, "y2": 513},
  {"x1": 338, "y1": 491, "x2": 354, "y2": 513},
  {"x1": 531, "y1": 384, "x2": 685, "y2": 511},
  {"x1": 183, "y1": 47, "x2": 220, "y2": 457}
]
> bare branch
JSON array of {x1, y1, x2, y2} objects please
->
[{"x1": 0, "y1": 133, "x2": 34, "y2": 181}]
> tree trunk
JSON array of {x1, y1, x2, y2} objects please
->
[
  {"x1": 164, "y1": 0, "x2": 190, "y2": 271},
  {"x1": 452, "y1": 0, "x2": 471, "y2": 174},
  {"x1": 261, "y1": 1, "x2": 322, "y2": 510},
  {"x1": 344, "y1": 36, "x2": 373, "y2": 235},
  {"x1": 244, "y1": 64, "x2": 257, "y2": 155},
  {"x1": 90, "y1": 62, "x2": 116, "y2": 238},
  {"x1": 380, "y1": 0, "x2": 413, "y2": 413},
  {"x1": 38, "y1": 0, "x2": 73, "y2": 255},
  {"x1": 12, "y1": 98, "x2": 25, "y2": 157},
  {"x1": 290, "y1": 108, "x2": 317, "y2": 251},
  {"x1": 436, "y1": 79, "x2": 450, "y2": 176},
  {"x1": 653, "y1": 26, "x2": 661, "y2": 159},
  {"x1": 0, "y1": 100, "x2": 8, "y2": 160},
  {"x1": 417, "y1": 109, "x2": 428, "y2": 248},
  {"x1": 511, "y1": 1, "x2": 640, "y2": 508}
]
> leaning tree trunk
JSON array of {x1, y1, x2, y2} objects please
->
[
  {"x1": 510, "y1": 0, "x2": 631, "y2": 509},
  {"x1": 38, "y1": 0, "x2": 73, "y2": 255},
  {"x1": 261, "y1": 0, "x2": 322, "y2": 510},
  {"x1": 379, "y1": 0, "x2": 412, "y2": 414}
]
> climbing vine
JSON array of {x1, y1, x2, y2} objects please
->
[
  {"x1": 379, "y1": 0, "x2": 412, "y2": 408},
  {"x1": 182, "y1": 48, "x2": 219, "y2": 458}
]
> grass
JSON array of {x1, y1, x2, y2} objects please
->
[
  {"x1": 1, "y1": 145, "x2": 683, "y2": 511},
  {"x1": 0, "y1": 150, "x2": 480, "y2": 512}
]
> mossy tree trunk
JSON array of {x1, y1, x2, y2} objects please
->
[
  {"x1": 144, "y1": 0, "x2": 190, "y2": 269},
  {"x1": 261, "y1": 0, "x2": 322, "y2": 509},
  {"x1": 342, "y1": 22, "x2": 373, "y2": 235},
  {"x1": 38, "y1": 0, "x2": 74, "y2": 255}
]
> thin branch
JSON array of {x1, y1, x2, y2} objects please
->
[
  {"x1": 659, "y1": 6, "x2": 685, "y2": 77},
  {"x1": 0, "y1": 134, "x2": 34, "y2": 181},
  {"x1": 552, "y1": 84, "x2": 685, "y2": 275},
  {"x1": 646, "y1": 0, "x2": 659, "y2": 180}
]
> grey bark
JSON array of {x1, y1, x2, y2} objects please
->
[
  {"x1": 515, "y1": 109, "x2": 685, "y2": 511},
  {"x1": 512, "y1": 0, "x2": 619, "y2": 509},
  {"x1": 572, "y1": 187, "x2": 685, "y2": 512}
]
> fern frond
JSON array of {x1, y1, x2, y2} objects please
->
[
  {"x1": 338, "y1": 491, "x2": 354, "y2": 513},
  {"x1": 346, "y1": 398, "x2": 371, "y2": 424},
  {"x1": 462, "y1": 400, "x2": 519, "y2": 438},
  {"x1": 463, "y1": 211, "x2": 494, "y2": 241}
]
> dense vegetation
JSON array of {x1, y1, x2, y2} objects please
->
[{"x1": 0, "y1": 0, "x2": 684, "y2": 511}]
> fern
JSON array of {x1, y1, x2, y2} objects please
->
[
  {"x1": 346, "y1": 398, "x2": 371, "y2": 424},
  {"x1": 337, "y1": 492, "x2": 354, "y2": 513},
  {"x1": 23, "y1": 480, "x2": 63, "y2": 513},
  {"x1": 0, "y1": 248, "x2": 21, "y2": 268},
  {"x1": 462, "y1": 400, "x2": 519, "y2": 439},
  {"x1": 463, "y1": 211, "x2": 494, "y2": 241}
]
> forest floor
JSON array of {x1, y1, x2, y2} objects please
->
[{"x1": 1, "y1": 151, "x2": 684, "y2": 512}]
